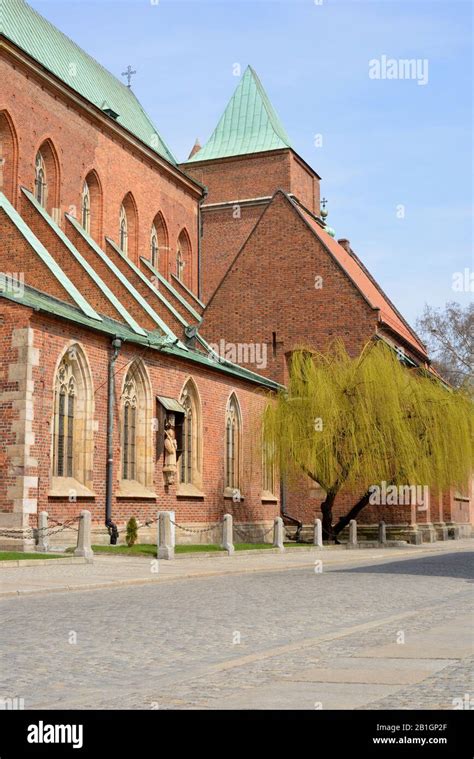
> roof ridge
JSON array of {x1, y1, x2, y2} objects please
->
[
  {"x1": 1, "y1": 0, "x2": 176, "y2": 164},
  {"x1": 246, "y1": 66, "x2": 291, "y2": 147}
]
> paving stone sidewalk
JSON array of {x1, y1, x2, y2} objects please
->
[{"x1": 0, "y1": 539, "x2": 472, "y2": 597}]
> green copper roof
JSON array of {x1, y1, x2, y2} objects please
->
[
  {"x1": 0, "y1": 190, "x2": 101, "y2": 321},
  {"x1": 140, "y1": 256, "x2": 202, "y2": 323},
  {"x1": 186, "y1": 66, "x2": 292, "y2": 163},
  {"x1": 0, "y1": 284, "x2": 281, "y2": 390},
  {"x1": 22, "y1": 188, "x2": 148, "y2": 337},
  {"x1": 1, "y1": 0, "x2": 176, "y2": 165}
]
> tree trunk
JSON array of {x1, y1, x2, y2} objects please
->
[
  {"x1": 321, "y1": 490, "x2": 338, "y2": 543},
  {"x1": 333, "y1": 490, "x2": 372, "y2": 536}
]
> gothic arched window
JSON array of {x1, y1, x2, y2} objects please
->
[
  {"x1": 150, "y1": 224, "x2": 158, "y2": 267},
  {"x1": 53, "y1": 359, "x2": 76, "y2": 477},
  {"x1": 262, "y1": 441, "x2": 275, "y2": 496},
  {"x1": 176, "y1": 247, "x2": 184, "y2": 281},
  {"x1": 225, "y1": 394, "x2": 241, "y2": 491},
  {"x1": 51, "y1": 344, "x2": 94, "y2": 490},
  {"x1": 81, "y1": 180, "x2": 90, "y2": 233},
  {"x1": 119, "y1": 204, "x2": 128, "y2": 255},
  {"x1": 178, "y1": 380, "x2": 202, "y2": 490},
  {"x1": 122, "y1": 373, "x2": 137, "y2": 481},
  {"x1": 119, "y1": 361, "x2": 154, "y2": 492},
  {"x1": 35, "y1": 151, "x2": 46, "y2": 207}
]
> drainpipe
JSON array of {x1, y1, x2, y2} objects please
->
[
  {"x1": 105, "y1": 336, "x2": 122, "y2": 544},
  {"x1": 197, "y1": 187, "x2": 208, "y2": 301}
]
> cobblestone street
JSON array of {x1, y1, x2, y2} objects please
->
[{"x1": 1, "y1": 546, "x2": 472, "y2": 710}]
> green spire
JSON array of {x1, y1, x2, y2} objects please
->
[{"x1": 187, "y1": 66, "x2": 292, "y2": 162}]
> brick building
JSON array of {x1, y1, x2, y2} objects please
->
[{"x1": 0, "y1": 1, "x2": 471, "y2": 549}]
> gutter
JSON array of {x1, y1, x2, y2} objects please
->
[{"x1": 105, "y1": 336, "x2": 122, "y2": 543}]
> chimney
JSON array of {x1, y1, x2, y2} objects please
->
[
  {"x1": 338, "y1": 238, "x2": 352, "y2": 254},
  {"x1": 188, "y1": 138, "x2": 202, "y2": 159}
]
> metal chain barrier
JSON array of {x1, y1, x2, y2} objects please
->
[
  {"x1": 0, "y1": 515, "x2": 82, "y2": 540},
  {"x1": 169, "y1": 518, "x2": 220, "y2": 536},
  {"x1": 233, "y1": 523, "x2": 275, "y2": 542}
]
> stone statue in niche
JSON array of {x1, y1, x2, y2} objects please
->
[{"x1": 163, "y1": 414, "x2": 177, "y2": 486}]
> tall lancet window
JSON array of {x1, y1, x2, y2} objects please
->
[
  {"x1": 180, "y1": 391, "x2": 193, "y2": 484},
  {"x1": 53, "y1": 355, "x2": 76, "y2": 478},
  {"x1": 150, "y1": 225, "x2": 158, "y2": 267},
  {"x1": 176, "y1": 247, "x2": 184, "y2": 281},
  {"x1": 177, "y1": 380, "x2": 202, "y2": 490},
  {"x1": 119, "y1": 204, "x2": 128, "y2": 255},
  {"x1": 50, "y1": 344, "x2": 95, "y2": 493},
  {"x1": 34, "y1": 151, "x2": 47, "y2": 207},
  {"x1": 122, "y1": 373, "x2": 137, "y2": 481},
  {"x1": 81, "y1": 181, "x2": 91, "y2": 233},
  {"x1": 225, "y1": 394, "x2": 241, "y2": 491}
]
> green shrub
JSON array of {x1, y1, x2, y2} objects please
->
[{"x1": 126, "y1": 517, "x2": 138, "y2": 547}]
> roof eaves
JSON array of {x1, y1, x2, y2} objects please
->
[{"x1": 161, "y1": 342, "x2": 282, "y2": 390}]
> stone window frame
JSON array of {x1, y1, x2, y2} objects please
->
[
  {"x1": 34, "y1": 151, "x2": 47, "y2": 207},
  {"x1": 81, "y1": 180, "x2": 91, "y2": 234},
  {"x1": 117, "y1": 359, "x2": 156, "y2": 499},
  {"x1": 119, "y1": 203, "x2": 128, "y2": 255},
  {"x1": 176, "y1": 378, "x2": 204, "y2": 497},
  {"x1": 150, "y1": 224, "x2": 158, "y2": 268},
  {"x1": 49, "y1": 342, "x2": 95, "y2": 498},
  {"x1": 150, "y1": 211, "x2": 169, "y2": 276},
  {"x1": 261, "y1": 439, "x2": 278, "y2": 502},
  {"x1": 34, "y1": 139, "x2": 60, "y2": 216},
  {"x1": 224, "y1": 393, "x2": 243, "y2": 498}
]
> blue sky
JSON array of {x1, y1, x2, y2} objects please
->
[{"x1": 31, "y1": 0, "x2": 472, "y2": 325}]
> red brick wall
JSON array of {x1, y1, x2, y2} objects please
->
[
  {"x1": 0, "y1": 109, "x2": 18, "y2": 203},
  {"x1": 290, "y1": 154, "x2": 320, "y2": 214},
  {"x1": 201, "y1": 191, "x2": 378, "y2": 385},
  {"x1": 183, "y1": 150, "x2": 321, "y2": 301},
  {"x1": 0, "y1": 209, "x2": 76, "y2": 306},
  {"x1": 0, "y1": 306, "x2": 279, "y2": 532},
  {"x1": 199, "y1": 204, "x2": 265, "y2": 302},
  {"x1": 183, "y1": 151, "x2": 291, "y2": 205},
  {"x1": 0, "y1": 52, "x2": 200, "y2": 292}
]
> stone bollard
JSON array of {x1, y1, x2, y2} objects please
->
[
  {"x1": 221, "y1": 513, "x2": 234, "y2": 555},
  {"x1": 412, "y1": 529, "x2": 422, "y2": 545},
  {"x1": 74, "y1": 510, "x2": 94, "y2": 562},
  {"x1": 157, "y1": 511, "x2": 175, "y2": 560},
  {"x1": 349, "y1": 519, "x2": 357, "y2": 547},
  {"x1": 36, "y1": 511, "x2": 49, "y2": 553},
  {"x1": 378, "y1": 520, "x2": 386, "y2": 545},
  {"x1": 273, "y1": 516, "x2": 285, "y2": 552},
  {"x1": 313, "y1": 518, "x2": 323, "y2": 548}
]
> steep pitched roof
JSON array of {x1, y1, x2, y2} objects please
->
[
  {"x1": 289, "y1": 197, "x2": 429, "y2": 359},
  {"x1": 186, "y1": 66, "x2": 292, "y2": 162},
  {"x1": 0, "y1": 0, "x2": 176, "y2": 165}
]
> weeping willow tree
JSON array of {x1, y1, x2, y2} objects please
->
[{"x1": 263, "y1": 340, "x2": 473, "y2": 542}]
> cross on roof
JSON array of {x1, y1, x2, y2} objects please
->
[{"x1": 121, "y1": 65, "x2": 136, "y2": 88}]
